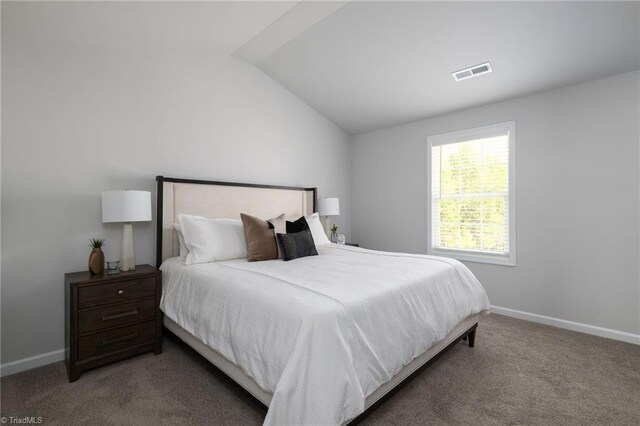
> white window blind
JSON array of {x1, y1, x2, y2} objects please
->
[{"x1": 428, "y1": 122, "x2": 515, "y2": 266}]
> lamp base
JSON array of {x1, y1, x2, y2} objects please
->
[
  {"x1": 321, "y1": 216, "x2": 330, "y2": 238},
  {"x1": 121, "y1": 223, "x2": 136, "y2": 271}
]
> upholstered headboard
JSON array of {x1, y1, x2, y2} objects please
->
[{"x1": 155, "y1": 176, "x2": 317, "y2": 267}]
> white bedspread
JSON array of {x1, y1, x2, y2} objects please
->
[{"x1": 160, "y1": 245, "x2": 490, "y2": 425}]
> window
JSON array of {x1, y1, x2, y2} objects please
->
[{"x1": 427, "y1": 121, "x2": 516, "y2": 266}]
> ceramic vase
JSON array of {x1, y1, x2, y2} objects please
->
[{"x1": 89, "y1": 248, "x2": 105, "y2": 275}]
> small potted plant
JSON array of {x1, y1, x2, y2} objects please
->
[
  {"x1": 88, "y1": 238, "x2": 105, "y2": 275},
  {"x1": 330, "y1": 224, "x2": 338, "y2": 243}
]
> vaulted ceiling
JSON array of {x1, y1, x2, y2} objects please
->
[
  {"x1": 2, "y1": 1, "x2": 298, "y2": 55},
  {"x1": 245, "y1": 1, "x2": 640, "y2": 135},
  {"x1": 5, "y1": 1, "x2": 639, "y2": 136}
]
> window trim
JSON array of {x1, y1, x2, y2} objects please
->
[{"x1": 427, "y1": 121, "x2": 516, "y2": 266}]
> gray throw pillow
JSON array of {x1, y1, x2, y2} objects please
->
[{"x1": 276, "y1": 229, "x2": 318, "y2": 261}]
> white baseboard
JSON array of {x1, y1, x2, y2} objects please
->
[
  {"x1": 491, "y1": 305, "x2": 640, "y2": 345},
  {"x1": 0, "y1": 348, "x2": 65, "y2": 377}
]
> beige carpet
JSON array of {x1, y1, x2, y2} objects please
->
[{"x1": 2, "y1": 314, "x2": 639, "y2": 425}]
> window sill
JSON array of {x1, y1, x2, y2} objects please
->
[{"x1": 428, "y1": 248, "x2": 516, "y2": 266}]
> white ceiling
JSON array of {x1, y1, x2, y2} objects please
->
[
  {"x1": 4, "y1": 1, "x2": 639, "y2": 136},
  {"x1": 1, "y1": 1, "x2": 297, "y2": 55},
  {"x1": 233, "y1": 1, "x2": 349, "y2": 64},
  {"x1": 254, "y1": 1, "x2": 640, "y2": 135}
]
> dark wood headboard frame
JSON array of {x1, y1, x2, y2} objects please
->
[{"x1": 155, "y1": 176, "x2": 317, "y2": 268}]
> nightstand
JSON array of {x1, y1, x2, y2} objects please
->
[
  {"x1": 345, "y1": 243, "x2": 359, "y2": 247},
  {"x1": 65, "y1": 264, "x2": 162, "y2": 382}
]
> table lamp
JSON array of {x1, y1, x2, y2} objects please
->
[
  {"x1": 102, "y1": 190, "x2": 152, "y2": 271},
  {"x1": 318, "y1": 197, "x2": 340, "y2": 237}
]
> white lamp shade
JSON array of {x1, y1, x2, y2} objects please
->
[
  {"x1": 102, "y1": 190, "x2": 152, "y2": 223},
  {"x1": 318, "y1": 197, "x2": 340, "y2": 216}
]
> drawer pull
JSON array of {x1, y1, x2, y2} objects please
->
[
  {"x1": 118, "y1": 290, "x2": 124, "y2": 295},
  {"x1": 101, "y1": 333, "x2": 138, "y2": 346},
  {"x1": 102, "y1": 310, "x2": 138, "y2": 321}
]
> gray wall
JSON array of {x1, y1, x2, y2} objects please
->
[
  {"x1": 351, "y1": 71, "x2": 640, "y2": 334},
  {"x1": 1, "y1": 36, "x2": 351, "y2": 364}
]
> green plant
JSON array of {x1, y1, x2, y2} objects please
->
[
  {"x1": 89, "y1": 238, "x2": 105, "y2": 249},
  {"x1": 330, "y1": 224, "x2": 338, "y2": 233}
]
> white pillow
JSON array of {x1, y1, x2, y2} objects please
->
[
  {"x1": 173, "y1": 223, "x2": 189, "y2": 259},
  {"x1": 305, "y1": 212, "x2": 331, "y2": 247},
  {"x1": 179, "y1": 214, "x2": 247, "y2": 265}
]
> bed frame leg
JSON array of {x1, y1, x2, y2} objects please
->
[{"x1": 467, "y1": 328, "x2": 476, "y2": 348}]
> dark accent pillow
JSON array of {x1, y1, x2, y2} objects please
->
[
  {"x1": 276, "y1": 229, "x2": 318, "y2": 261},
  {"x1": 286, "y1": 216, "x2": 309, "y2": 234}
]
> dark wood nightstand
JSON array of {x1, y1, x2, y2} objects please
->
[
  {"x1": 345, "y1": 243, "x2": 359, "y2": 247},
  {"x1": 65, "y1": 264, "x2": 162, "y2": 382}
]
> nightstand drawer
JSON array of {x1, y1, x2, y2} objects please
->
[
  {"x1": 78, "y1": 320, "x2": 156, "y2": 360},
  {"x1": 78, "y1": 298, "x2": 156, "y2": 333},
  {"x1": 78, "y1": 277, "x2": 155, "y2": 308},
  {"x1": 66, "y1": 265, "x2": 161, "y2": 381}
]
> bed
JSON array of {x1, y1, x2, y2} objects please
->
[{"x1": 155, "y1": 176, "x2": 490, "y2": 425}]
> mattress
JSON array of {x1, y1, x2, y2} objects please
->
[{"x1": 160, "y1": 244, "x2": 491, "y2": 425}]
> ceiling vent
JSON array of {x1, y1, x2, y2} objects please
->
[{"x1": 452, "y1": 62, "x2": 492, "y2": 81}]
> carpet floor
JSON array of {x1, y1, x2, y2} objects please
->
[{"x1": 1, "y1": 314, "x2": 639, "y2": 425}]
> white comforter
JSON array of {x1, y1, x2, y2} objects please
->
[{"x1": 160, "y1": 245, "x2": 490, "y2": 425}]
